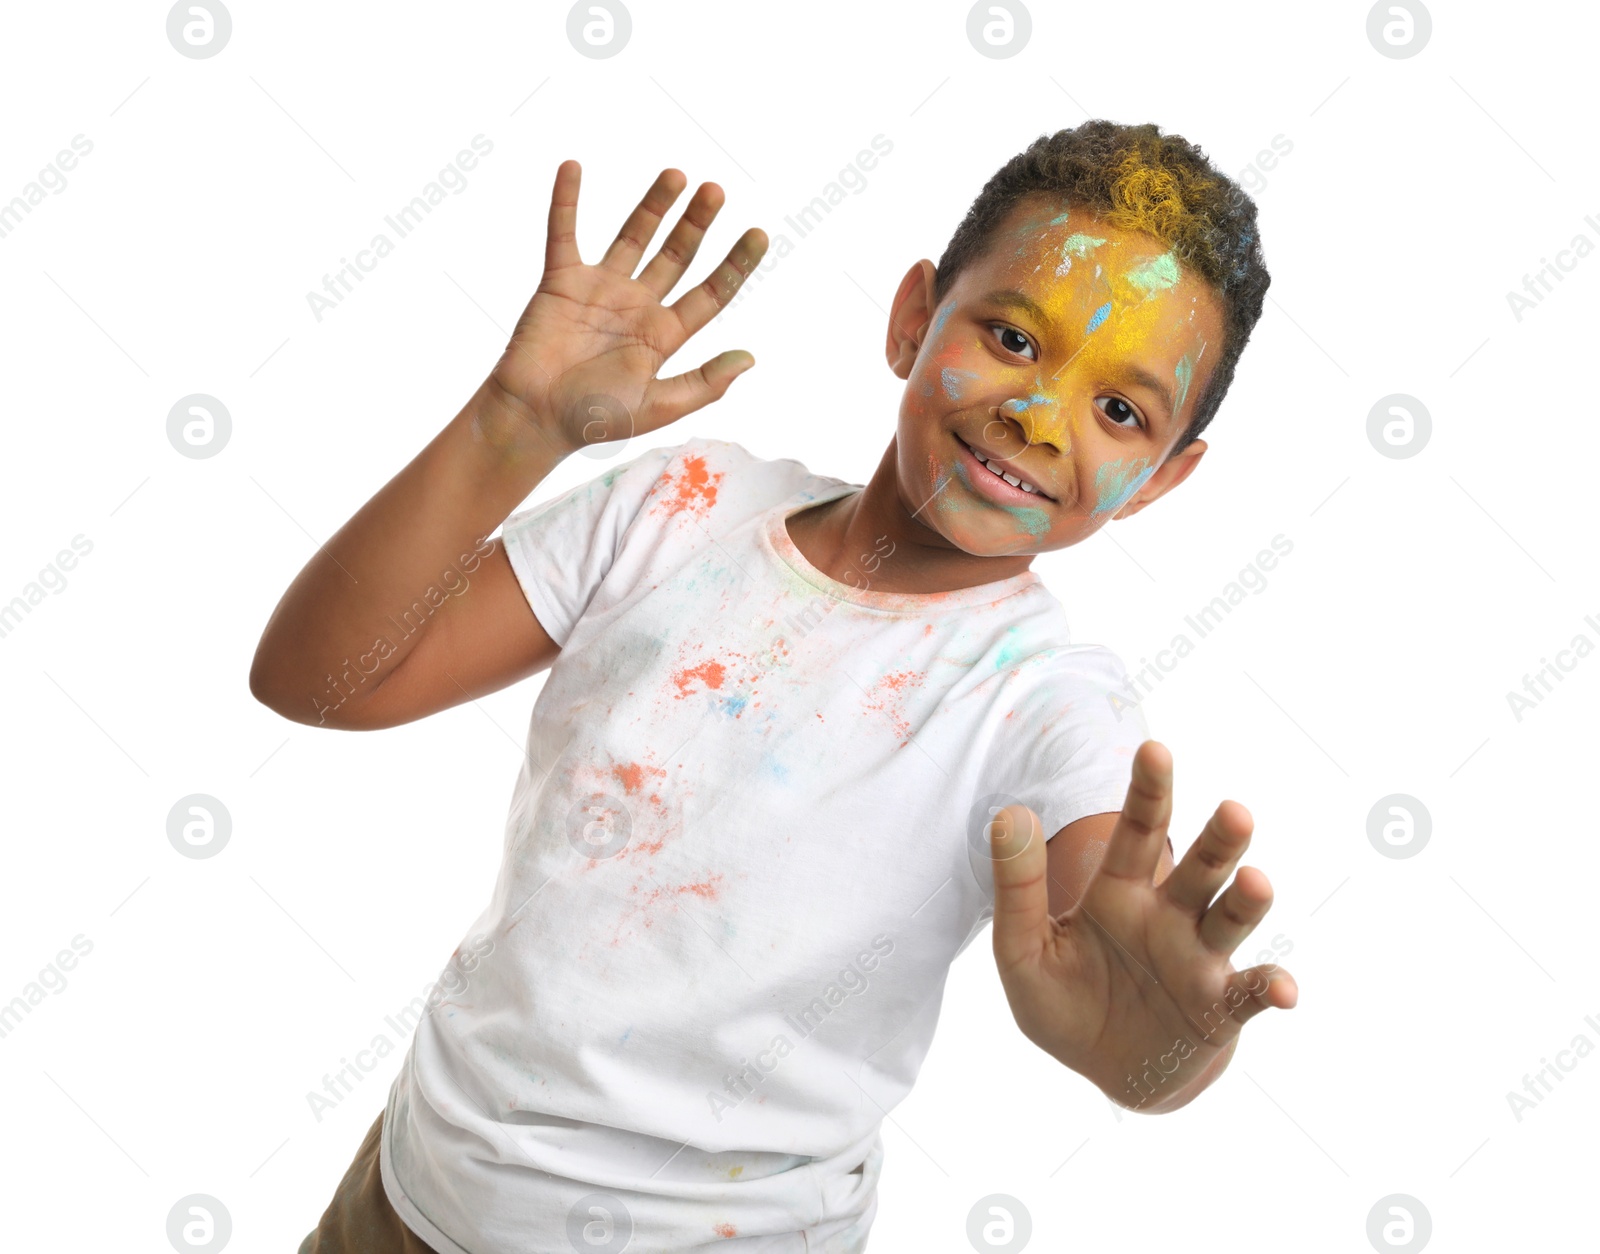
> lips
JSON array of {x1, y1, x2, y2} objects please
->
[{"x1": 954, "y1": 434, "x2": 1056, "y2": 503}]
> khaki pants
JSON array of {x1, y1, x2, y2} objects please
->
[{"x1": 298, "y1": 1109, "x2": 441, "y2": 1254}]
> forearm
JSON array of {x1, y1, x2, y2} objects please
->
[{"x1": 248, "y1": 377, "x2": 566, "y2": 724}]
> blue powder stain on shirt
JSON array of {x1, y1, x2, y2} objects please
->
[
  {"x1": 995, "y1": 627, "x2": 1024, "y2": 670},
  {"x1": 619, "y1": 1026, "x2": 633, "y2": 1046},
  {"x1": 763, "y1": 756, "x2": 790, "y2": 784},
  {"x1": 717, "y1": 693, "x2": 750, "y2": 718},
  {"x1": 1085, "y1": 301, "x2": 1112, "y2": 334}
]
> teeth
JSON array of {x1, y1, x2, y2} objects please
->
[{"x1": 974, "y1": 448, "x2": 1042, "y2": 496}]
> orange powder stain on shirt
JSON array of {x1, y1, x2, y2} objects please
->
[
  {"x1": 863, "y1": 669, "x2": 926, "y2": 744},
  {"x1": 611, "y1": 761, "x2": 667, "y2": 795},
  {"x1": 653, "y1": 454, "x2": 723, "y2": 520},
  {"x1": 713, "y1": 1222, "x2": 738, "y2": 1238},
  {"x1": 671, "y1": 659, "x2": 727, "y2": 698},
  {"x1": 607, "y1": 874, "x2": 726, "y2": 945}
]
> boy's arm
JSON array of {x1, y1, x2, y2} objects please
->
[
  {"x1": 989, "y1": 741, "x2": 1297, "y2": 1113},
  {"x1": 248, "y1": 384, "x2": 569, "y2": 729},
  {"x1": 249, "y1": 160, "x2": 767, "y2": 729}
]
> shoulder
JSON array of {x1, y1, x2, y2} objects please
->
[
  {"x1": 633, "y1": 435, "x2": 851, "y2": 523},
  {"x1": 994, "y1": 640, "x2": 1148, "y2": 737}
]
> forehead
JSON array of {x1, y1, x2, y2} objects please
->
[
  {"x1": 977, "y1": 198, "x2": 1185, "y2": 289},
  {"x1": 952, "y1": 195, "x2": 1223, "y2": 336}
]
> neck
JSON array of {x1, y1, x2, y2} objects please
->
[{"x1": 786, "y1": 436, "x2": 1036, "y2": 595}]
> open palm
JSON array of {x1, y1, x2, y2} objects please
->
[
  {"x1": 989, "y1": 740, "x2": 1298, "y2": 1112},
  {"x1": 489, "y1": 160, "x2": 768, "y2": 457}
]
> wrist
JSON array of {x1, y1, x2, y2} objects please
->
[{"x1": 471, "y1": 374, "x2": 575, "y2": 469}]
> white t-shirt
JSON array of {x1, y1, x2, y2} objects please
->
[{"x1": 379, "y1": 436, "x2": 1150, "y2": 1253}]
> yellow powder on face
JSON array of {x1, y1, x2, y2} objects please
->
[{"x1": 990, "y1": 209, "x2": 1206, "y2": 453}]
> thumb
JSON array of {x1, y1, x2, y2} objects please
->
[
  {"x1": 644, "y1": 349, "x2": 755, "y2": 427},
  {"x1": 989, "y1": 803, "x2": 1050, "y2": 970}
]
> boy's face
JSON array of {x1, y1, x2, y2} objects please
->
[{"x1": 887, "y1": 196, "x2": 1227, "y2": 555}]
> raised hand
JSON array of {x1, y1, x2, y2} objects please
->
[
  {"x1": 988, "y1": 739, "x2": 1298, "y2": 1113},
  {"x1": 488, "y1": 160, "x2": 768, "y2": 458}
]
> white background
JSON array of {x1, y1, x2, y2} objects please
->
[{"x1": 1, "y1": 1, "x2": 1594, "y2": 1251}]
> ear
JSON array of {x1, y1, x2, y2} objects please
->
[
  {"x1": 886, "y1": 259, "x2": 940, "y2": 379},
  {"x1": 1112, "y1": 439, "x2": 1207, "y2": 521}
]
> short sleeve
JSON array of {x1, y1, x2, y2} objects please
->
[
  {"x1": 496, "y1": 439, "x2": 685, "y2": 647},
  {"x1": 988, "y1": 645, "x2": 1151, "y2": 838}
]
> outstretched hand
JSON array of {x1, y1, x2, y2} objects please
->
[
  {"x1": 988, "y1": 740, "x2": 1297, "y2": 1113},
  {"x1": 488, "y1": 160, "x2": 768, "y2": 458}
]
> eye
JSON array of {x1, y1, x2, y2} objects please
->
[
  {"x1": 990, "y1": 324, "x2": 1036, "y2": 360},
  {"x1": 1095, "y1": 396, "x2": 1143, "y2": 429}
]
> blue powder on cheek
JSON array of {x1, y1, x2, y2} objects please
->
[
  {"x1": 1092, "y1": 457, "x2": 1154, "y2": 517},
  {"x1": 932, "y1": 300, "x2": 956, "y2": 335},
  {"x1": 942, "y1": 367, "x2": 979, "y2": 400},
  {"x1": 1173, "y1": 353, "x2": 1194, "y2": 421},
  {"x1": 1001, "y1": 502, "x2": 1052, "y2": 538},
  {"x1": 1085, "y1": 301, "x2": 1112, "y2": 334}
]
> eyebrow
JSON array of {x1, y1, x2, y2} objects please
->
[{"x1": 980, "y1": 288, "x2": 1177, "y2": 428}]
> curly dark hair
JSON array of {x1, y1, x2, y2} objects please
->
[{"x1": 932, "y1": 119, "x2": 1270, "y2": 456}]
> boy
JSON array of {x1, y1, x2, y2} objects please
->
[{"x1": 259, "y1": 119, "x2": 1298, "y2": 1253}]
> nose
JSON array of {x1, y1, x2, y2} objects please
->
[{"x1": 989, "y1": 397, "x2": 1070, "y2": 456}]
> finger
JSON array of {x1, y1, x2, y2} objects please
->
[
  {"x1": 987, "y1": 804, "x2": 1051, "y2": 974},
  {"x1": 1222, "y1": 963, "x2": 1298, "y2": 1029},
  {"x1": 599, "y1": 167, "x2": 688, "y2": 278},
  {"x1": 544, "y1": 159, "x2": 583, "y2": 272},
  {"x1": 1096, "y1": 740, "x2": 1173, "y2": 884},
  {"x1": 636, "y1": 180, "x2": 726, "y2": 299},
  {"x1": 669, "y1": 228, "x2": 769, "y2": 338},
  {"x1": 1163, "y1": 799, "x2": 1254, "y2": 916},
  {"x1": 1197, "y1": 865, "x2": 1273, "y2": 956},
  {"x1": 641, "y1": 348, "x2": 757, "y2": 428}
]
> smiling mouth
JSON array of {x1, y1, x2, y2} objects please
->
[{"x1": 954, "y1": 434, "x2": 1056, "y2": 503}]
